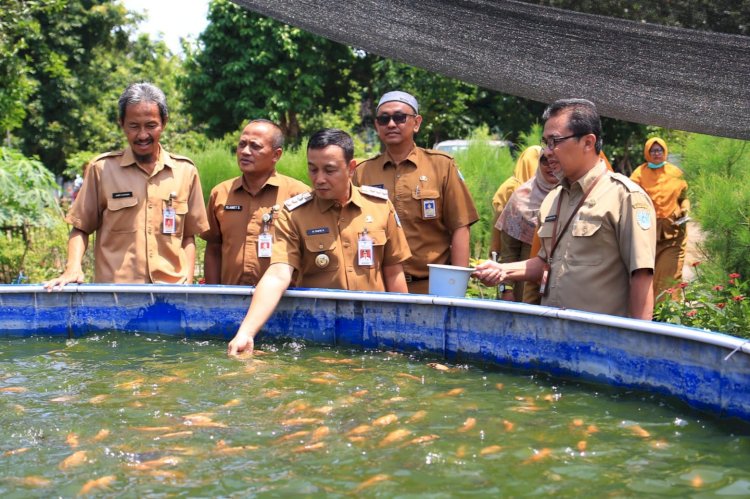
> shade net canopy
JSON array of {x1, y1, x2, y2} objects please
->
[{"x1": 232, "y1": 0, "x2": 749, "y2": 140}]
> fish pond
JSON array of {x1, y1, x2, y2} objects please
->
[{"x1": 1, "y1": 333, "x2": 750, "y2": 496}]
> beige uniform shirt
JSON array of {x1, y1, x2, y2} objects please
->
[
  {"x1": 271, "y1": 184, "x2": 411, "y2": 291},
  {"x1": 66, "y1": 147, "x2": 209, "y2": 283},
  {"x1": 537, "y1": 161, "x2": 656, "y2": 317},
  {"x1": 353, "y1": 147, "x2": 479, "y2": 281},
  {"x1": 202, "y1": 172, "x2": 310, "y2": 285}
]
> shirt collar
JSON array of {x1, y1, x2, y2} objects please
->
[
  {"x1": 315, "y1": 182, "x2": 362, "y2": 212},
  {"x1": 383, "y1": 144, "x2": 418, "y2": 168},
  {"x1": 235, "y1": 171, "x2": 281, "y2": 194},
  {"x1": 120, "y1": 145, "x2": 170, "y2": 175},
  {"x1": 562, "y1": 159, "x2": 606, "y2": 193}
]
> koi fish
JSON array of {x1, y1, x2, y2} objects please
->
[
  {"x1": 115, "y1": 379, "x2": 144, "y2": 390},
  {"x1": 157, "y1": 431, "x2": 193, "y2": 439},
  {"x1": 426, "y1": 363, "x2": 452, "y2": 372},
  {"x1": 274, "y1": 430, "x2": 310, "y2": 444},
  {"x1": 310, "y1": 426, "x2": 330, "y2": 442},
  {"x1": 223, "y1": 399, "x2": 241, "y2": 407},
  {"x1": 353, "y1": 474, "x2": 390, "y2": 493},
  {"x1": 347, "y1": 425, "x2": 372, "y2": 436},
  {"x1": 66, "y1": 433, "x2": 79, "y2": 448},
  {"x1": 480, "y1": 445, "x2": 503, "y2": 456},
  {"x1": 439, "y1": 388, "x2": 465, "y2": 398},
  {"x1": 132, "y1": 426, "x2": 174, "y2": 433},
  {"x1": 503, "y1": 420, "x2": 515, "y2": 432},
  {"x1": 292, "y1": 442, "x2": 325, "y2": 453},
  {"x1": 407, "y1": 410, "x2": 427, "y2": 423},
  {"x1": 495, "y1": 383, "x2": 504, "y2": 391},
  {"x1": 456, "y1": 445, "x2": 467, "y2": 458},
  {"x1": 92, "y1": 429, "x2": 110, "y2": 442},
  {"x1": 315, "y1": 357, "x2": 355, "y2": 365},
  {"x1": 284, "y1": 401, "x2": 310, "y2": 415},
  {"x1": 571, "y1": 418, "x2": 584, "y2": 427},
  {"x1": 385, "y1": 396, "x2": 407, "y2": 404},
  {"x1": 78, "y1": 475, "x2": 116, "y2": 495},
  {"x1": 457, "y1": 417, "x2": 476, "y2": 433},
  {"x1": 352, "y1": 390, "x2": 369, "y2": 397},
  {"x1": 214, "y1": 440, "x2": 259, "y2": 454},
  {"x1": 691, "y1": 475, "x2": 703, "y2": 487},
  {"x1": 373, "y1": 414, "x2": 398, "y2": 427},
  {"x1": 348, "y1": 436, "x2": 367, "y2": 444},
  {"x1": 378, "y1": 429, "x2": 412, "y2": 447},
  {"x1": 628, "y1": 425, "x2": 650, "y2": 438},
  {"x1": 88, "y1": 394, "x2": 108, "y2": 404},
  {"x1": 50, "y1": 395, "x2": 77, "y2": 403},
  {"x1": 523, "y1": 448, "x2": 551, "y2": 463},
  {"x1": 0, "y1": 386, "x2": 27, "y2": 393},
  {"x1": 13, "y1": 476, "x2": 51, "y2": 488},
  {"x1": 3, "y1": 447, "x2": 29, "y2": 457},
  {"x1": 407, "y1": 434, "x2": 440, "y2": 445},
  {"x1": 577, "y1": 441, "x2": 587, "y2": 452},
  {"x1": 131, "y1": 456, "x2": 181, "y2": 471},
  {"x1": 59, "y1": 450, "x2": 88, "y2": 470},
  {"x1": 309, "y1": 377, "x2": 337, "y2": 385},
  {"x1": 280, "y1": 418, "x2": 323, "y2": 426},
  {"x1": 397, "y1": 373, "x2": 422, "y2": 382},
  {"x1": 263, "y1": 389, "x2": 282, "y2": 398},
  {"x1": 311, "y1": 406, "x2": 333, "y2": 415}
]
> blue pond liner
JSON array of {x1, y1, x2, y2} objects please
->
[{"x1": 1, "y1": 284, "x2": 749, "y2": 423}]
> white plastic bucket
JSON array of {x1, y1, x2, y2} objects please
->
[{"x1": 427, "y1": 264, "x2": 474, "y2": 297}]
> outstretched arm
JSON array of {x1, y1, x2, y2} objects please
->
[{"x1": 44, "y1": 228, "x2": 89, "y2": 290}]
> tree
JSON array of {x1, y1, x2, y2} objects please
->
[{"x1": 181, "y1": 0, "x2": 357, "y2": 143}]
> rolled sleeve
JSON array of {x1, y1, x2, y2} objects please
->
[{"x1": 271, "y1": 209, "x2": 302, "y2": 272}]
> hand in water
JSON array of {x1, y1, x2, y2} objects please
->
[{"x1": 227, "y1": 332, "x2": 254, "y2": 357}]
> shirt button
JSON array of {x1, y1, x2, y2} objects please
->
[{"x1": 319, "y1": 244, "x2": 323, "y2": 249}]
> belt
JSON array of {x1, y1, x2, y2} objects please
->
[{"x1": 404, "y1": 274, "x2": 428, "y2": 283}]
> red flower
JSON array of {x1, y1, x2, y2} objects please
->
[
  {"x1": 666, "y1": 287, "x2": 675, "y2": 295},
  {"x1": 686, "y1": 309, "x2": 698, "y2": 317},
  {"x1": 730, "y1": 273, "x2": 741, "y2": 279},
  {"x1": 717, "y1": 303, "x2": 726, "y2": 309},
  {"x1": 198, "y1": 278, "x2": 206, "y2": 285},
  {"x1": 729, "y1": 279, "x2": 736, "y2": 285},
  {"x1": 692, "y1": 261, "x2": 701, "y2": 267},
  {"x1": 678, "y1": 282, "x2": 689, "y2": 289},
  {"x1": 713, "y1": 285, "x2": 724, "y2": 291},
  {"x1": 733, "y1": 295, "x2": 745, "y2": 302}
]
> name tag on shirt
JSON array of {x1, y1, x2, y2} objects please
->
[
  {"x1": 307, "y1": 227, "x2": 330, "y2": 235},
  {"x1": 422, "y1": 199, "x2": 437, "y2": 219},
  {"x1": 162, "y1": 207, "x2": 176, "y2": 234},
  {"x1": 112, "y1": 192, "x2": 133, "y2": 198},
  {"x1": 224, "y1": 205, "x2": 242, "y2": 211},
  {"x1": 545, "y1": 214, "x2": 557, "y2": 222},
  {"x1": 258, "y1": 233, "x2": 273, "y2": 257}
]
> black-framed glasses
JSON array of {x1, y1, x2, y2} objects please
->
[
  {"x1": 375, "y1": 113, "x2": 416, "y2": 126},
  {"x1": 541, "y1": 134, "x2": 582, "y2": 150}
]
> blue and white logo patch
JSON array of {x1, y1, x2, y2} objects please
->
[{"x1": 636, "y1": 209, "x2": 652, "y2": 230}]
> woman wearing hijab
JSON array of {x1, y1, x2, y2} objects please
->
[
  {"x1": 630, "y1": 137, "x2": 689, "y2": 300},
  {"x1": 494, "y1": 154, "x2": 560, "y2": 303}
]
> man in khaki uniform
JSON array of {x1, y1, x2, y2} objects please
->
[
  {"x1": 44, "y1": 83, "x2": 209, "y2": 287},
  {"x1": 353, "y1": 91, "x2": 479, "y2": 294},
  {"x1": 474, "y1": 99, "x2": 656, "y2": 319},
  {"x1": 227, "y1": 128, "x2": 410, "y2": 355},
  {"x1": 202, "y1": 120, "x2": 309, "y2": 285}
]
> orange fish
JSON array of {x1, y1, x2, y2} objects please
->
[
  {"x1": 59, "y1": 450, "x2": 88, "y2": 470},
  {"x1": 293, "y1": 442, "x2": 326, "y2": 453},
  {"x1": 311, "y1": 426, "x2": 330, "y2": 442},
  {"x1": 281, "y1": 418, "x2": 323, "y2": 426},
  {"x1": 217, "y1": 372, "x2": 240, "y2": 379},
  {"x1": 311, "y1": 406, "x2": 334, "y2": 415},
  {"x1": 650, "y1": 439, "x2": 669, "y2": 449},
  {"x1": 284, "y1": 401, "x2": 310, "y2": 414},
  {"x1": 157, "y1": 431, "x2": 194, "y2": 439},
  {"x1": 407, "y1": 410, "x2": 427, "y2": 423},
  {"x1": 586, "y1": 424, "x2": 599, "y2": 435},
  {"x1": 480, "y1": 445, "x2": 503, "y2": 456},
  {"x1": 456, "y1": 445, "x2": 467, "y2": 458},
  {"x1": 352, "y1": 390, "x2": 369, "y2": 397},
  {"x1": 263, "y1": 389, "x2": 282, "y2": 398},
  {"x1": 132, "y1": 426, "x2": 174, "y2": 433},
  {"x1": 495, "y1": 383, "x2": 504, "y2": 391},
  {"x1": 503, "y1": 420, "x2": 515, "y2": 432},
  {"x1": 140, "y1": 470, "x2": 186, "y2": 480},
  {"x1": 628, "y1": 425, "x2": 651, "y2": 438},
  {"x1": 309, "y1": 377, "x2": 337, "y2": 385},
  {"x1": 457, "y1": 417, "x2": 476, "y2": 433},
  {"x1": 214, "y1": 440, "x2": 259, "y2": 454},
  {"x1": 11, "y1": 404, "x2": 25, "y2": 414},
  {"x1": 439, "y1": 388, "x2": 465, "y2": 398},
  {"x1": 353, "y1": 474, "x2": 390, "y2": 493},
  {"x1": 223, "y1": 399, "x2": 241, "y2": 408},
  {"x1": 347, "y1": 425, "x2": 372, "y2": 436},
  {"x1": 396, "y1": 373, "x2": 422, "y2": 382},
  {"x1": 315, "y1": 357, "x2": 355, "y2": 365},
  {"x1": 577, "y1": 441, "x2": 587, "y2": 452},
  {"x1": 407, "y1": 434, "x2": 440, "y2": 445},
  {"x1": 79, "y1": 475, "x2": 116, "y2": 495},
  {"x1": 156, "y1": 375, "x2": 183, "y2": 384},
  {"x1": 66, "y1": 433, "x2": 79, "y2": 448},
  {"x1": 274, "y1": 430, "x2": 310, "y2": 444},
  {"x1": 131, "y1": 456, "x2": 181, "y2": 471},
  {"x1": 691, "y1": 475, "x2": 703, "y2": 487},
  {"x1": 0, "y1": 386, "x2": 27, "y2": 393},
  {"x1": 50, "y1": 395, "x2": 77, "y2": 403},
  {"x1": 3, "y1": 447, "x2": 29, "y2": 457},
  {"x1": 426, "y1": 363, "x2": 452, "y2": 372},
  {"x1": 115, "y1": 379, "x2": 144, "y2": 390},
  {"x1": 571, "y1": 418, "x2": 584, "y2": 427},
  {"x1": 348, "y1": 436, "x2": 367, "y2": 444},
  {"x1": 523, "y1": 448, "x2": 551, "y2": 463},
  {"x1": 373, "y1": 414, "x2": 398, "y2": 427},
  {"x1": 182, "y1": 414, "x2": 227, "y2": 428},
  {"x1": 385, "y1": 396, "x2": 407, "y2": 404},
  {"x1": 92, "y1": 429, "x2": 110, "y2": 443},
  {"x1": 14, "y1": 476, "x2": 51, "y2": 488},
  {"x1": 378, "y1": 429, "x2": 412, "y2": 447},
  {"x1": 88, "y1": 394, "x2": 108, "y2": 404}
]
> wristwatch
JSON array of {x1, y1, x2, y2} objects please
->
[{"x1": 498, "y1": 284, "x2": 514, "y2": 293}]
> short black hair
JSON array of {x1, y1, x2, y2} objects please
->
[
  {"x1": 543, "y1": 98, "x2": 603, "y2": 153},
  {"x1": 307, "y1": 128, "x2": 354, "y2": 163}
]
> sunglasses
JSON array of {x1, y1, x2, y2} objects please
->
[{"x1": 375, "y1": 113, "x2": 416, "y2": 126}]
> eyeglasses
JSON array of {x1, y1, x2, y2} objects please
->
[
  {"x1": 541, "y1": 134, "x2": 582, "y2": 150},
  {"x1": 375, "y1": 113, "x2": 416, "y2": 126},
  {"x1": 649, "y1": 148, "x2": 665, "y2": 154}
]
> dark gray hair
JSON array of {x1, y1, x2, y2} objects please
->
[
  {"x1": 543, "y1": 98, "x2": 603, "y2": 153},
  {"x1": 118, "y1": 82, "x2": 168, "y2": 124},
  {"x1": 307, "y1": 128, "x2": 354, "y2": 163},
  {"x1": 247, "y1": 119, "x2": 285, "y2": 149}
]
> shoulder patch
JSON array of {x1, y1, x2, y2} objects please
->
[
  {"x1": 167, "y1": 152, "x2": 196, "y2": 166},
  {"x1": 284, "y1": 191, "x2": 313, "y2": 211},
  {"x1": 356, "y1": 153, "x2": 384, "y2": 168},
  {"x1": 359, "y1": 185, "x2": 389, "y2": 200},
  {"x1": 92, "y1": 150, "x2": 123, "y2": 162}
]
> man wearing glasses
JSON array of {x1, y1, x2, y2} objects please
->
[
  {"x1": 354, "y1": 91, "x2": 479, "y2": 293},
  {"x1": 474, "y1": 99, "x2": 656, "y2": 320}
]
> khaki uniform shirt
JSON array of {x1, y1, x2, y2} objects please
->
[
  {"x1": 537, "y1": 161, "x2": 656, "y2": 317},
  {"x1": 271, "y1": 184, "x2": 411, "y2": 291},
  {"x1": 202, "y1": 172, "x2": 310, "y2": 285},
  {"x1": 353, "y1": 147, "x2": 479, "y2": 281},
  {"x1": 66, "y1": 147, "x2": 209, "y2": 283}
]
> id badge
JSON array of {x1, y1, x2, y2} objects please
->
[
  {"x1": 162, "y1": 207, "x2": 176, "y2": 234},
  {"x1": 258, "y1": 232, "x2": 273, "y2": 258},
  {"x1": 422, "y1": 199, "x2": 437, "y2": 219},
  {"x1": 358, "y1": 235, "x2": 374, "y2": 267},
  {"x1": 539, "y1": 263, "x2": 551, "y2": 297}
]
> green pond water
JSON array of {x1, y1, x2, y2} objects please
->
[{"x1": 1, "y1": 333, "x2": 750, "y2": 497}]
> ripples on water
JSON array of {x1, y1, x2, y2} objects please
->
[{"x1": 0, "y1": 333, "x2": 749, "y2": 496}]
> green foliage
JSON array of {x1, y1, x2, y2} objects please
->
[
  {"x1": 451, "y1": 127, "x2": 516, "y2": 258},
  {"x1": 676, "y1": 135, "x2": 750, "y2": 278},
  {"x1": 0, "y1": 148, "x2": 61, "y2": 229},
  {"x1": 654, "y1": 265, "x2": 750, "y2": 338},
  {"x1": 190, "y1": 141, "x2": 238, "y2": 205},
  {"x1": 181, "y1": 0, "x2": 356, "y2": 144}
]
